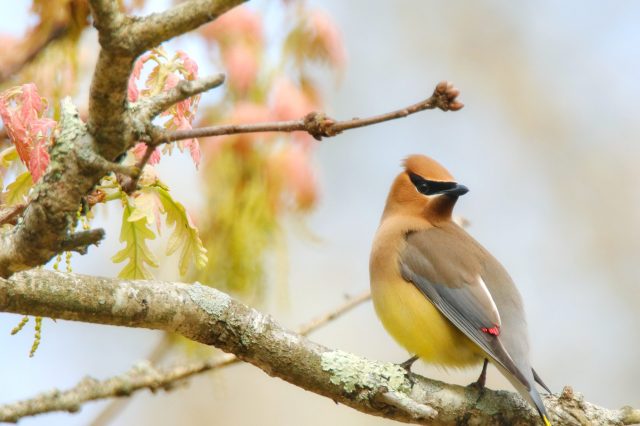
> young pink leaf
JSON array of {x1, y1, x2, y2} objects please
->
[
  {"x1": 0, "y1": 84, "x2": 56, "y2": 182},
  {"x1": 271, "y1": 78, "x2": 316, "y2": 121},
  {"x1": 128, "y1": 52, "x2": 153, "y2": 102},
  {"x1": 309, "y1": 10, "x2": 347, "y2": 69},
  {"x1": 223, "y1": 44, "x2": 259, "y2": 94},
  {"x1": 131, "y1": 52, "x2": 151, "y2": 81},
  {"x1": 170, "y1": 115, "x2": 200, "y2": 168},
  {"x1": 177, "y1": 50, "x2": 198, "y2": 79},
  {"x1": 19, "y1": 83, "x2": 46, "y2": 119},
  {"x1": 163, "y1": 73, "x2": 180, "y2": 91},
  {"x1": 183, "y1": 138, "x2": 201, "y2": 168},
  {"x1": 28, "y1": 133, "x2": 52, "y2": 182},
  {"x1": 127, "y1": 78, "x2": 139, "y2": 102},
  {"x1": 127, "y1": 48, "x2": 202, "y2": 167},
  {"x1": 269, "y1": 145, "x2": 318, "y2": 210},
  {"x1": 200, "y1": 6, "x2": 263, "y2": 47},
  {"x1": 133, "y1": 142, "x2": 161, "y2": 166}
]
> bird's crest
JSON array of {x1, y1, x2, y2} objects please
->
[{"x1": 403, "y1": 154, "x2": 455, "y2": 182}]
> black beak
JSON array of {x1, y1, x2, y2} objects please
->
[{"x1": 439, "y1": 183, "x2": 469, "y2": 197}]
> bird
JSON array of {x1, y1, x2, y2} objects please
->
[{"x1": 369, "y1": 154, "x2": 551, "y2": 425}]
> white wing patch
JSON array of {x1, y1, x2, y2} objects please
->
[{"x1": 477, "y1": 275, "x2": 501, "y2": 327}]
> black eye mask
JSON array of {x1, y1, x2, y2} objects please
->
[{"x1": 408, "y1": 172, "x2": 469, "y2": 197}]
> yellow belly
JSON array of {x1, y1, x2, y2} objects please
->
[{"x1": 371, "y1": 276, "x2": 484, "y2": 367}]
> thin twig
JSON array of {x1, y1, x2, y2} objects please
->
[
  {"x1": 2, "y1": 270, "x2": 638, "y2": 425},
  {"x1": 298, "y1": 291, "x2": 371, "y2": 335},
  {"x1": 58, "y1": 229, "x2": 105, "y2": 255},
  {"x1": 89, "y1": 335, "x2": 175, "y2": 426},
  {"x1": 0, "y1": 290, "x2": 371, "y2": 423},
  {"x1": 119, "y1": 144, "x2": 156, "y2": 194},
  {"x1": 137, "y1": 74, "x2": 226, "y2": 121},
  {"x1": 152, "y1": 81, "x2": 464, "y2": 145}
]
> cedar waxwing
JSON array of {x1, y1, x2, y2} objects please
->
[{"x1": 369, "y1": 154, "x2": 551, "y2": 425}]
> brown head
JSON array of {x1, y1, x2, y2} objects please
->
[{"x1": 382, "y1": 154, "x2": 469, "y2": 222}]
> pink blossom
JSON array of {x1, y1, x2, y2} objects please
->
[
  {"x1": 309, "y1": 10, "x2": 346, "y2": 69},
  {"x1": 269, "y1": 145, "x2": 318, "y2": 210},
  {"x1": 200, "y1": 6, "x2": 263, "y2": 47},
  {"x1": 271, "y1": 78, "x2": 316, "y2": 145},
  {"x1": 223, "y1": 44, "x2": 259, "y2": 94},
  {"x1": 271, "y1": 79, "x2": 316, "y2": 121}
]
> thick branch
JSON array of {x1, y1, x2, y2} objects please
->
[
  {"x1": 0, "y1": 2, "x2": 245, "y2": 276},
  {"x1": 88, "y1": 0, "x2": 125, "y2": 39},
  {"x1": 128, "y1": 0, "x2": 248, "y2": 55},
  {"x1": 153, "y1": 81, "x2": 464, "y2": 144},
  {"x1": 0, "y1": 270, "x2": 635, "y2": 425},
  {"x1": 0, "y1": 101, "x2": 108, "y2": 277},
  {"x1": 0, "y1": 291, "x2": 371, "y2": 423},
  {"x1": 87, "y1": 0, "x2": 245, "y2": 156}
]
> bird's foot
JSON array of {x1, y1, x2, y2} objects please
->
[
  {"x1": 398, "y1": 355, "x2": 419, "y2": 373},
  {"x1": 467, "y1": 379, "x2": 486, "y2": 393},
  {"x1": 467, "y1": 358, "x2": 488, "y2": 397},
  {"x1": 397, "y1": 355, "x2": 419, "y2": 386}
]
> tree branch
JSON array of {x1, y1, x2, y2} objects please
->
[
  {"x1": 128, "y1": 0, "x2": 248, "y2": 55},
  {"x1": 87, "y1": 0, "x2": 246, "y2": 156},
  {"x1": 0, "y1": 290, "x2": 372, "y2": 423},
  {"x1": 136, "y1": 73, "x2": 226, "y2": 122},
  {"x1": 0, "y1": 2, "x2": 245, "y2": 277},
  {"x1": 0, "y1": 270, "x2": 636, "y2": 425},
  {"x1": 152, "y1": 81, "x2": 464, "y2": 144},
  {"x1": 0, "y1": 101, "x2": 106, "y2": 277},
  {"x1": 0, "y1": 0, "x2": 460, "y2": 278}
]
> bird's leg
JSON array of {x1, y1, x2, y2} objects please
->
[
  {"x1": 468, "y1": 358, "x2": 489, "y2": 390},
  {"x1": 398, "y1": 355, "x2": 419, "y2": 386},
  {"x1": 399, "y1": 355, "x2": 419, "y2": 373}
]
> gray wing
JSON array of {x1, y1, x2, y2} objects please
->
[{"x1": 400, "y1": 229, "x2": 531, "y2": 389}]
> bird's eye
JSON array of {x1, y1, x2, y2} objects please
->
[
  {"x1": 408, "y1": 172, "x2": 431, "y2": 195},
  {"x1": 417, "y1": 182, "x2": 429, "y2": 193}
]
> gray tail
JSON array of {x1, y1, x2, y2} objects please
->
[
  {"x1": 533, "y1": 368, "x2": 552, "y2": 393},
  {"x1": 529, "y1": 386, "x2": 552, "y2": 426}
]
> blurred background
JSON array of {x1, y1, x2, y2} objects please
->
[{"x1": 1, "y1": 0, "x2": 639, "y2": 425}]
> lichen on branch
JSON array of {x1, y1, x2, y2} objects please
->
[{"x1": 0, "y1": 269, "x2": 637, "y2": 425}]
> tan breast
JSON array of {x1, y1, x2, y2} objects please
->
[{"x1": 369, "y1": 214, "x2": 484, "y2": 367}]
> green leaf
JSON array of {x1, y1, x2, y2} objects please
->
[
  {"x1": 0, "y1": 146, "x2": 18, "y2": 168},
  {"x1": 4, "y1": 171, "x2": 33, "y2": 205},
  {"x1": 112, "y1": 196, "x2": 158, "y2": 279},
  {"x1": 128, "y1": 187, "x2": 163, "y2": 233},
  {"x1": 154, "y1": 185, "x2": 207, "y2": 277}
]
